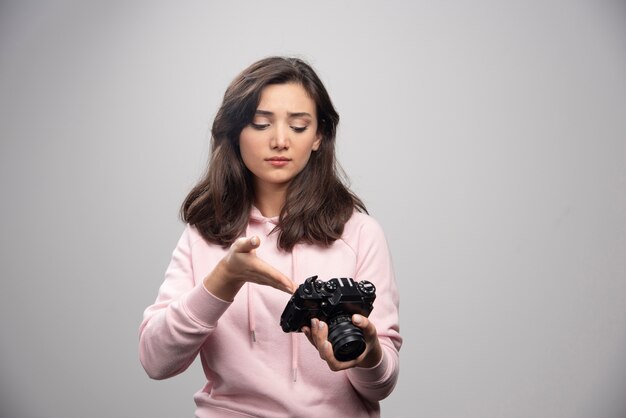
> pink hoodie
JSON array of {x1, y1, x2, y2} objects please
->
[{"x1": 139, "y1": 208, "x2": 401, "y2": 417}]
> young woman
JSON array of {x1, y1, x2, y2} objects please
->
[{"x1": 139, "y1": 56, "x2": 402, "y2": 417}]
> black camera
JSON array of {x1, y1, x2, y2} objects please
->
[{"x1": 280, "y1": 275, "x2": 376, "y2": 361}]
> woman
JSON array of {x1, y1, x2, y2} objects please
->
[{"x1": 139, "y1": 56, "x2": 401, "y2": 417}]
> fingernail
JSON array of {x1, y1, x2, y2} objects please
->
[
  {"x1": 318, "y1": 321, "x2": 325, "y2": 330},
  {"x1": 250, "y1": 236, "x2": 258, "y2": 246},
  {"x1": 353, "y1": 314, "x2": 362, "y2": 324},
  {"x1": 311, "y1": 318, "x2": 317, "y2": 328}
]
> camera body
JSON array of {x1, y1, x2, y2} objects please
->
[{"x1": 280, "y1": 275, "x2": 376, "y2": 361}]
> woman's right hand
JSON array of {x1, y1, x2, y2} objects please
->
[{"x1": 203, "y1": 236, "x2": 296, "y2": 301}]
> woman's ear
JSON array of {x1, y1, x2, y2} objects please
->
[{"x1": 312, "y1": 134, "x2": 322, "y2": 151}]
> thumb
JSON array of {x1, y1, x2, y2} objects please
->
[
  {"x1": 232, "y1": 236, "x2": 260, "y2": 253},
  {"x1": 352, "y1": 314, "x2": 377, "y2": 338}
]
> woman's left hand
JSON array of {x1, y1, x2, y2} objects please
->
[{"x1": 301, "y1": 314, "x2": 383, "y2": 371}]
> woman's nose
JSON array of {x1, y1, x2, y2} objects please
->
[{"x1": 271, "y1": 125, "x2": 290, "y2": 149}]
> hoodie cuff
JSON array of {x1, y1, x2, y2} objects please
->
[
  {"x1": 182, "y1": 284, "x2": 231, "y2": 328},
  {"x1": 347, "y1": 347, "x2": 391, "y2": 384}
]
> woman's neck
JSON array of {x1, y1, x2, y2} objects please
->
[{"x1": 254, "y1": 182, "x2": 288, "y2": 218}]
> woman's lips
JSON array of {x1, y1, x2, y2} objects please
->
[{"x1": 266, "y1": 157, "x2": 291, "y2": 167}]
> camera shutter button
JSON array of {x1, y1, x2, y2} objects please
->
[{"x1": 303, "y1": 281, "x2": 315, "y2": 294}]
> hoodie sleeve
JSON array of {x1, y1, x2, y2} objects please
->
[
  {"x1": 344, "y1": 214, "x2": 402, "y2": 401},
  {"x1": 139, "y1": 225, "x2": 231, "y2": 380}
]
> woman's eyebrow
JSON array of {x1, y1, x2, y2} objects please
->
[
  {"x1": 255, "y1": 110, "x2": 312, "y2": 118},
  {"x1": 288, "y1": 112, "x2": 312, "y2": 118}
]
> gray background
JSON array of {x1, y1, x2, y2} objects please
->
[{"x1": 1, "y1": 1, "x2": 625, "y2": 417}]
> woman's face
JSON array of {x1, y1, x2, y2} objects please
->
[{"x1": 239, "y1": 82, "x2": 321, "y2": 193}]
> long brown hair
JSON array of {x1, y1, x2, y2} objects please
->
[{"x1": 181, "y1": 56, "x2": 366, "y2": 251}]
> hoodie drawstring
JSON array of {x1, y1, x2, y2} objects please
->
[
  {"x1": 247, "y1": 284, "x2": 256, "y2": 343},
  {"x1": 291, "y1": 244, "x2": 299, "y2": 381},
  {"x1": 245, "y1": 224, "x2": 257, "y2": 343},
  {"x1": 291, "y1": 333, "x2": 299, "y2": 382},
  {"x1": 245, "y1": 210, "x2": 300, "y2": 382}
]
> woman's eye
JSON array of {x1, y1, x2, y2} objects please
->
[
  {"x1": 291, "y1": 126, "x2": 307, "y2": 133},
  {"x1": 251, "y1": 123, "x2": 270, "y2": 130}
]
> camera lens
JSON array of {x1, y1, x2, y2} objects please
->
[{"x1": 327, "y1": 314, "x2": 366, "y2": 361}]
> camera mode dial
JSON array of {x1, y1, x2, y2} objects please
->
[{"x1": 358, "y1": 281, "x2": 376, "y2": 295}]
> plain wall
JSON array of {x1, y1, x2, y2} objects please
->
[{"x1": 1, "y1": 1, "x2": 625, "y2": 417}]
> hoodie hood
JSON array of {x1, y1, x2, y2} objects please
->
[{"x1": 249, "y1": 206, "x2": 279, "y2": 225}]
